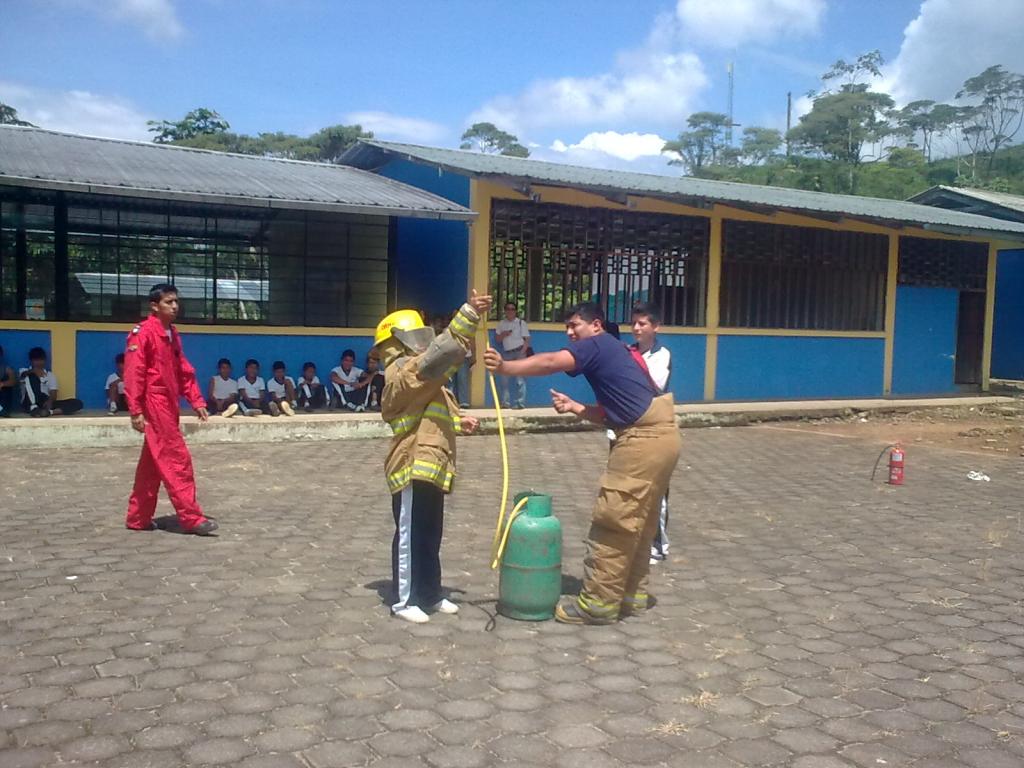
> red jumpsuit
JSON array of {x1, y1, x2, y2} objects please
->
[{"x1": 123, "y1": 315, "x2": 208, "y2": 531}]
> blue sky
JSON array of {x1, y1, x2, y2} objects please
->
[{"x1": 3, "y1": 0, "x2": 1023, "y2": 173}]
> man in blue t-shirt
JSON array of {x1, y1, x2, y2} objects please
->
[{"x1": 484, "y1": 301, "x2": 681, "y2": 625}]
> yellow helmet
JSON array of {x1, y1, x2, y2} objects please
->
[{"x1": 373, "y1": 309, "x2": 425, "y2": 348}]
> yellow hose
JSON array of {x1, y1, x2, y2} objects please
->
[
  {"x1": 488, "y1": 371, "x2": 509, "y2": 558},
  {"x1": 491, "y1": 496, "x2": 529, "y2": 570}
]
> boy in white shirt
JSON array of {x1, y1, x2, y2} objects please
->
[
  {"x1": 494, "y1": 302, "x2": 531, "y2": 409},
  {"x1": 20, "y1": 346, "x2": 83, "y2": 416},
  {"x1": 330, "y1": 349, "x2": 370, "y2": 412},
  {"x1": 207, "y1": 358, "x2": 239, "y2": 417},
  {"x1": 296, "y1": 362, "x2": 327, "y2": 411},
  {"x1": 266, "y1": 360, "x2": 296, "y2": 416},
  {"x1": 106, "y1": 353, "x2": 128, "y2": 414},
  {"x1": 237, "y1": 358, "x2": 266, "y2": 416},
  {"x1": 631, "y1": 303, "x2": 673, "y2": 564}
]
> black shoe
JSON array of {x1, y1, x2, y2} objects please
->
[{"x1": 190, "y1": 520, "x2": 219, "y2": 536}]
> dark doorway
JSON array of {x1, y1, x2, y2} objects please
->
[{"x1": 955, "y1": 291, "x2": 985, "y2": 385}]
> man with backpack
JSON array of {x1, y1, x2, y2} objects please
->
[{"x1": 484, "y1": 301, "x2": 680, "y2": 625}]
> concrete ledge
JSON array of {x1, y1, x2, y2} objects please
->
[{"x1": 2, "y1": 395, "x2": 1016, "y2": 448}]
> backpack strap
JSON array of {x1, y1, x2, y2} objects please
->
[{"x1": 627, "y1": 344, "x2": 660, "y2": 394}]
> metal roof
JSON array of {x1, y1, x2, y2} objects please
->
[
  {"x1": 909, "y1": 185, "x2": 1024, "y2": 223},
  {"x1": 342, "y1": 139, "x2": 1024, "y2": 240},
  {"x1": 0, "y1": 126, "x2": 475, "y2": 221},
  {"x1": 74, "y1": 273, "x2": 268, "y2": 303}
]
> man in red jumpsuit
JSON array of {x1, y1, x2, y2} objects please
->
[{"x1": 124, "y1": 283, "x2": 218, "y2": 535}]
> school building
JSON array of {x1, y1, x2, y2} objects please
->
[
  {"x1": 4, "y1": 126, "x2": 1024, "y2": 411},
  {"x1": 340, "y1": 140, "x2": 1024, "y2": 407},
  {"x1": 0, "y1": 126, "x2": 474, "y2": 409},
  {"x1": 909, "y1": 185, "x2": 1024, "y2": 382}
]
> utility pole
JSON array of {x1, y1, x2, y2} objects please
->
[
  {"x1": 726, "y1": 62, "x2": 735, "y2": 145},
  {"x1": 786, "y1": 91, "x2": 792, "y2": 158}
]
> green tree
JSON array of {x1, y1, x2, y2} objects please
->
[
  {"x1": 787, "y1": 51, "x2": 894, "y2": 192},
  {"x1": 892, "y1": 100, "x2": 938, "y2": 161},
  {"x1": 663, "y1": 112, "x2": 731, "y2": 173},
  {"x1": 0, "y1": 102, "x2": 34, "y2": 127},
  {"x1": 147, "y1": 107, "x2": 230, "y2": 143},
  {"x1": 460, "y1": 122, "x2": 530, "y2": 157},
  {"x1": 956, "y1": 65, "x2": 1024, "y2": 176},
  {"x1": 739, "y1": 126, "x2": 783, "y2": 165}
]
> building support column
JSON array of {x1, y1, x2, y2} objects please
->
[
  {"x1": 981, "y1": 241, "x2": 997, "y2": 391},
  {"x1": 55, "y1": 193, "x2": 69, "y2": 321},
  {"x1": 882, "y1": 233, "x2": 899, "y2": 396},
  {"x1": 702, "y1": 214, "x2": 722, "y2": 401},
  {"x1": 468, "y1": 179, "x2": 491, "y2": 407}
]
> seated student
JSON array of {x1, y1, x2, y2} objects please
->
[
  {"x1": 106, "y1": 353, "x2": 128, "y2": 415},
  {"x1": 330, "y1": 349, "x2": 370, "y2": 411},
  {"x1": 19, "y1": 347, "x2": 83, "y2": 416},
  {"x1": 265, "y1": 360, "x2": 296, "y2": 416},
  {"x1": 237, "y1": 358, "x2": 267, "y2": 416},
  {"x1": 296, "y1": 362, "x2": 326, "y2": 412},
  {"x1": 207, "y1": 358, "x2": 239, "y2": 417},
  {"x1": 0, "y1": 345, "x2": 17, "y2": 418},
  {"x1": 360, "y1": 352, "x2": 385, "y2": 411}
]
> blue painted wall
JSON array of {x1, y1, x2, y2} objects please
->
[
  {"x1": 891, "y1": 286, "x2": 958, "y2": 395},
  {"x1": 483, "y1": 329, "x2": 707, "y2": 407},
  {"x1": 0, "y1": 328, "x2": 52, "y2": 374},
  {"x1": 377, "y1": 159, "x2": 471, "y2": 315},
  {"x1": 76, "y1": 330, "x2": 374, "y2": 410},
  {"x1": 992, "y1": 249, "x2": 1024, "y2": 380},
  {"x1": 716, "y1": 335, "x2": 884, "y2": 400}
]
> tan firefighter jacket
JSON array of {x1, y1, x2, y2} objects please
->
[{"x1": 382, "y1": 303, "x2": 480, "y2": 494}]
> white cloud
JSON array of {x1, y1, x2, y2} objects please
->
[
  {"x1": 344, "y1": 111, "x2": 448, "y2": 144},
  {"x1": 885, "y1": 0, "x2": 1024, "y2": 106},
  {"x1": 551, "y1": 131, "x2": 670, "y2": 162},
  {"x1": 469, "y1": 49, "x2": 708, "y2": 137},
  {"x1": 75, "y1": 0, "x2": 185, "y2": 42},
  {"x1": 675, "y1": 0, "x2": 825, "y2": 48},
  {"x1": 0, "y1": 81, "x2": 153, "y2": 140}
]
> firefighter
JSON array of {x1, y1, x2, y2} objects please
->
[
  {"x1": 124, "y1": 283, "x2": 218, "y2": 536},
  {"x1": 484, "y1": 301, "x2": 680, "y2": 624},
  {"x1": 375, "y1": 289, "x2": 492, "y2": 623}
]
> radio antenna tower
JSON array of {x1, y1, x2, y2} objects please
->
[{"x1": 726, "y1": 61, "x2": 736, "y2": 145}]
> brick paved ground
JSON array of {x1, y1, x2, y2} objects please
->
[{"x1": 1, "y1": 426, "x2": 1022, "y2": 767}]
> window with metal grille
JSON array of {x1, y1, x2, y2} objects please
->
[
  {"x1": 898, "y1": 236, "x2": 987, "y2": 291},
  {"x1": 489, "y1": 199, "x2": 708, "y2": 325},
  {"x1": 0, "y1": 188, "x2": 390, "y2": 327},
  {"x1": 721, "y1": 220, "x2": 888, "y2": 331}
]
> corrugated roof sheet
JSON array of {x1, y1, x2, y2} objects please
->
[
  {"x1": 343, "y1": 139, "x2": 1024, "y2": 239},
  {"x1": 909, "y1": 185, "x2": 1024, "y2": 219},
  {"x1": 0, "y1": 126, "x2": 474, "y2": 220},
  {"x1": 74, "y1": 273, "x2": 268, "y2": 303}
]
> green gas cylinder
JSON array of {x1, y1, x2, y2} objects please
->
[{"x1": 498, "y1": 492, "x2": 563, "y2": 621}]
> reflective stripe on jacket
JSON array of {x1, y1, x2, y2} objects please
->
[{"x1": 382, "y1": 303, "x2": 479, "y2": 494}]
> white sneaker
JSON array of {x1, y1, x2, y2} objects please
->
[
  {"x1": 246, "y1": 408, "x2": 260, "y2": 417},
  {"x1": 107, "y1": 401, "x2": 118, "y2": 415},
  {"x1": 222, "y1": 403, "x2": 239, "y2": 418},
  {"x1": 393, "y1": 605, "x2": 430, "y2": 624},
  {"x1": 428, "y1": 598, "x2": 459, "y2": 615},
  {"x1": 268, "y1": 401, "x2": 281, "y2": 417},
  {"x1": 280, "y1": 401, "x2": 295, "y2": 416}
]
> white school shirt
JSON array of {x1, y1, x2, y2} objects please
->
[
  {"x1": 639, "y1": 342, "x2": 672, "y2": 393},
  {"x1": 105, "y1": 373, "x2": 125, "y2": 396},
  {"x1": 298, "y1": 375, "x2": 321, "y2": 391},
  {"x1": 211, "y1": 375, "x2": 237, "y2": 399},
  {"x1": 266, "y1": 375, "x2": 294, "y2": 398},
  {"x1": 331, "y1": 365, "x2": 363, "y2": 392},
  {"x1": 237, "y1": 375, "x2": 265, "y2": 399},
  {"x1": 20, "y1": 368, "x2": 57, "y2": 397},
  {"x1": 496, "y1": 317, "x2": 530, "y2": 351}
]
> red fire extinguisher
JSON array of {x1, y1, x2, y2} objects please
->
[{"x1": 888, "y1": 444, "x2": 905, "y2": 485}]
